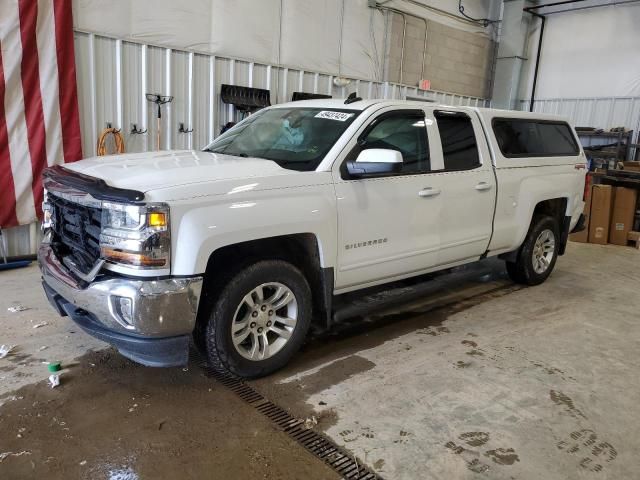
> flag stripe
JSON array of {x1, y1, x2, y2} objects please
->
[
  {"x1": 0, "y1": 0, "x2": 81, "y2": 228},
  {"x1": 0, "y1": 49, "x2": 19, "y2": 227},
  {"x1": 53, "y1": 0, "x2": 82, "y2": 163},
  {"x1": 36, "y1": 0, "x2": 64, "y2": 168},
  {"x1": 18, "y1": 0, "x2": 47, "y2": 219},
  {"x1": 0, "y1": 0, "x2": 36, "y2": 226}
]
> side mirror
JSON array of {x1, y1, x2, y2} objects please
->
[{"x1": 346, "y1": 149, "x2": 403, "y2": 178}]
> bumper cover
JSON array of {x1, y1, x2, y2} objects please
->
[
  {"x1": 38, "y1": 242, "x2": 203, "y2": 367},
  {"x1": 43, "y1": 282, "x2": 190, "y2": 366},
  {"x1": 570, "y1": 213, "x2": 586, "y2": 234}
]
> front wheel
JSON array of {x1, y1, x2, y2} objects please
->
[
  {"x1": 506, "y1": 215, "x2": 559, "y2": 286},
  {"x1": 204, "y1": 260, "x2": 312, "y2": 378}
]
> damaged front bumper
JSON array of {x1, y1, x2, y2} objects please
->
[{"x1": 38, "y1": 240, "x2": 203, "y2": 367}]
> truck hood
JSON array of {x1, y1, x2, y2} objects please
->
[{"x1": 62, "y1": 150, "x2": 297, "y2": 192}]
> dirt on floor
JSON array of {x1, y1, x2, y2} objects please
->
[{"x1": 0, "y1": 349, "x2": 338, "y2": 480}]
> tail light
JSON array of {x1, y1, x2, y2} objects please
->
[{"x1": 583, "y1": 173, "x2": 591, "y2": 201}]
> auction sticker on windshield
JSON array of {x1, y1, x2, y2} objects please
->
[{"x1": 314, "y1": 111, "x2": 355, "y2": 122}]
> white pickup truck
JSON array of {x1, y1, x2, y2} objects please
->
[{"x1": 39, "y1": 98, "x2": 587, "y2": 377}]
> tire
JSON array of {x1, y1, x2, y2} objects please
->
[
  {"x1": 506, "y1": 215, "x2": 560, "y2": 286},
  {"x1": 204, "y1": 260, "x2": 312, "y2": 378}
]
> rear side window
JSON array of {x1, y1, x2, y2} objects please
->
[
  {"x1": 492, "y1": 119, "x2": 579, "y2": 157},
  {"x1": 434, "y1": 111, "x2": 480, "y2": 171}
]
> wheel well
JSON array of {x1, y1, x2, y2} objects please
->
[
  {"x1": 533, "y1": 198, "x2": 567, "y2": 222},
  {"x1": 196, "y1": 234, "x2": 332, "y2": 334},
  {"x1": 500, "y1": 197, "x2": 570, "y2": 263}
]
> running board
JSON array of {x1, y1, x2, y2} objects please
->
[{"x1": 331, "y1": 259, "x2": 505, "y2": 324}]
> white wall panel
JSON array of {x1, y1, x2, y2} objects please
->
[
  {"x1": 73, "y1": 0, "x2": 132, "y2": 38},
  {"x1": 73, "y1": 33, "x2": 93, "y2": 156},
  {"x1": 208, "y1": 0, "x2": 281, "y2": 66},
  {"x1": 130, "y1": 0, "x2": 212, "y2": 50},
  {"x1": 519, "y1": 3, "x2": 640, "y2": 101},
  {"x1": 171, "y1": 50, "x2": 190, "y2": 151},
  {"x1": 73, "y1": 0, "x2": 498, "y2": 83},
  {"x1": 122, "y1": 41, "x2": 146, "y2": 153}
]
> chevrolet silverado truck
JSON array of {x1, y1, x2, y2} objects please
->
[{"x1": 39, "y1": 99, "x2": 587, "y2": 378}]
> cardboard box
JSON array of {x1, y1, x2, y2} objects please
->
[
  {"x1": 623, "y1": 161, "x2": 640, "y2": 172},
  {"x1": 588, "y1": 185, "x2": 614, "y2": 244},
  {"x1": 609, "y1": 187, "x2": 638, "y2": 245},
  {"x1": 569, "y1": 181, "x2": 592, "y2": 243}
]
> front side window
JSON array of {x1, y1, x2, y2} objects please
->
[
  {"x1": 492, "y1": 119, "x2": 579, "y2": 157},
  {"x1": 204, "y1": 107, "x2": 359, "y2": 171},
  {"x1": 349, "y1": 112, "x2": 430, "y2": 174},
  {"x1": 434, "y1": 111, "x2": 480, "y2": 171}
]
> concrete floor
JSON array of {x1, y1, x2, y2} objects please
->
[{"x1": 1, "y1": 242, "x2": 639, "y2": 479}]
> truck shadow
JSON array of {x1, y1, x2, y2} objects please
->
[{"x1": 300, "y1": 258, "x2": 521, "y2": 364}]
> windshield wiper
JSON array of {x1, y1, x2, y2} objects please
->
[{"x1": 204, "y1": 148, "x2": 249, "y2": 158}]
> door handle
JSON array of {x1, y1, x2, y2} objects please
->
[
  {"x1": 418, "y1": 187, "x2": 441, "y2": 198},
  {"x1": 475, "y1": 182, "x2": 492, "y2": 191}
]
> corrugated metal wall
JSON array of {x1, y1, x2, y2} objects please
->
[
  {"x1": 519, "y1": 97, "x2": 640, "y2": 133},
  {"x1": 6, "y1": 30, "x2": 490, "y2": 257},
  {"x1": 74, "y1": 31, "x2": 490, "y2": 157},
  {"x1": 1, "y1": 223, "x2": 43, "y2": 258}
]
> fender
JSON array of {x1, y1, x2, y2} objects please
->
[{"x1": 168, "y1": 182, "x2": 338, "y2": 276}]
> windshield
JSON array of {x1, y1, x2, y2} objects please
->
[{"x1": 204, "y1": 107, "x2": 360, "y2": 171}]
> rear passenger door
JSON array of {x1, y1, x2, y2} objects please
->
[{"x1": 430, "y1": 109, "x2": 496, "y2": 265}]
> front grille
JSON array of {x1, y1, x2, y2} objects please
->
[{"x1": 49, "y1": 193, "x2": 103, "y2": 274}]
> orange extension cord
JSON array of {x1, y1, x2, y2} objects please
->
[{"x1": 96, "y1": 127, "x2": 125, "y2": 156}]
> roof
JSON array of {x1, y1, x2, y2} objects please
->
[{"x1": 271, "y1": 98, "x2": 571, "y2": 122}]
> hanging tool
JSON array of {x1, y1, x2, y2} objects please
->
[
  {"x1": 146, "y1": 93, "x2": 173, "y2": 150},
  {"x1": 97, "y1": 123, "x2": 126, "y2": 156}
]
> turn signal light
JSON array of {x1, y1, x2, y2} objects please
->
[
  {"x1": 100, "y1": 248, "x2": 167, "y2": 267},
  {"x1": 148, "y1": 212, "x2": 167, "y2": 227}
]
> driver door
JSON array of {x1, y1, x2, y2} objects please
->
[{"x1": 332, "y1": 108, "x2": 442, "y2": 291}]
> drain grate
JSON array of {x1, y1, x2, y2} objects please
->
[{"x1": 193, "y1": 351, "x2": 382, "y2": 480}]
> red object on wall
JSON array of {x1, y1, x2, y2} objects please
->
[
  {"x1": 418, "y1": 79, "x2": 431, "y2": 91},
  {"x1": 0, "y1": 0, "x2": 82, "y2": 228}
]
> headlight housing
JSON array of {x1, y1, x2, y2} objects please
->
[{"x1": 99, "y1": 202, "x2": 170, "y2": 270}]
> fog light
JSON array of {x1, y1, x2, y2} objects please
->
[{"x1": 112, "y1": 295, "x2": 134, "y2": 328}]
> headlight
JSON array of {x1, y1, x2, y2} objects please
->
[
  {"x1": 42, "y1": 190, "x2": 53, "y2": 231},
  {"x1": 99, "y1": 202, "x2": 170, "y2": 269}
]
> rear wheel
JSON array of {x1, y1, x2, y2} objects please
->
[
  {"x1": 506, "y1": 215, "x2": 559, "y2": 286},
  {"x1": 204, "y1": 260, "x2": 312, "y2": 378}
]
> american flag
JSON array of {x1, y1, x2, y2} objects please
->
[{"x1": 0, "y1": 0, "x2": 82, "y2": 228}]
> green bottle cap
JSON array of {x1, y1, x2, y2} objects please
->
[{"x1": 47, "y1": 362, "x2": 62, "y2": 372}]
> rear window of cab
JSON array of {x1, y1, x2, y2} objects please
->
[{"x1": 492, "y1": 118, "x2": 579, "y2": 158}]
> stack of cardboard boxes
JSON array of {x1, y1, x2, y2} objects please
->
[{"x1": 570, "y1": 175, "x2": 640, "y2": 248}]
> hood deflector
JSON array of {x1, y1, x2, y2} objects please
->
[{"x1": 43, "y1": 166, "x2": 145, "y2": 203}]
